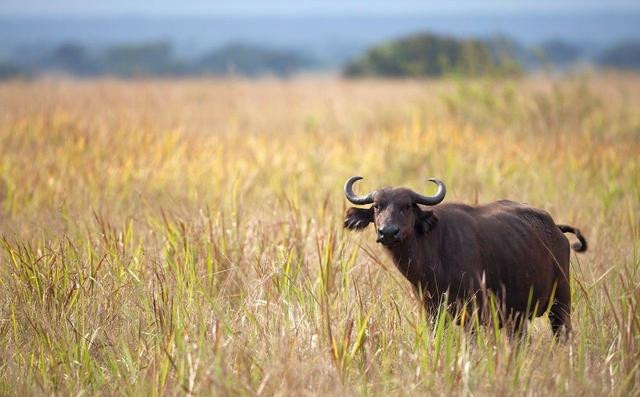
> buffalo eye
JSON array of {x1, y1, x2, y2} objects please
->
[{"x1": 373, "y1": 203, "x2": 380, "y2": 211}]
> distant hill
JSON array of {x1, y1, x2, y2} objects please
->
[
  {"x1": 6, "y1": 41, "x2": 314, "y2": 78},
  {"x1": 0, "y1": 59, "x2": 23, "y2": 79},
  {"x1": 1, "y1": 21, "x2": 640, "y2": 79},
  {"x1": 344, "y1": 33, "x2": 521, "y2": 77},
  {"x1": 197, "y1": 44, "x2": 312, "y2": 77},
  {"x1": 2, "y1": 12, "x2": 639, "y2": 64},
  {"x1": 598, "y1": 41, "x2": 640, "y2": 70},
  {"x1": 101, "y1": 42, "x2": 183, "y2": 77},
  {"x1": 39, "y1": 42, "x2": 101, "y2": 76},
  {"x1": 536, "y1": 40, "x2": 585, "y2": 66}
]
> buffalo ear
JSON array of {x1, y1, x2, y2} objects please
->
[
  {"x1": 344, "y1": 207, "x2": 374, "y2": 230},
  {"x1": 416, "y1": 209, "x2": 438, "y2": 234}
]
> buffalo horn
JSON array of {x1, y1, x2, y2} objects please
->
[
  {"x1": 344, "y1": 176, "x2": 375, "y2": 205},
  {"x1": 413, "y1": 178, "x2": 446, "y2": 206}
]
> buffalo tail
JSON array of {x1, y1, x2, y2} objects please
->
[{"x1": 557, "y1": 224, "x2": 588, "y2": 252}]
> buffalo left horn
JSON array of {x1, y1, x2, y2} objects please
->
[
  {"x1": 413, "y1": 178, "x2": 446, "y2": 206},
  {"x1": 344, "y1": 176, "x2": 375, "y2": 205}
]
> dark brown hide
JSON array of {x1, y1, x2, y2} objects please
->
[{"x1": 345, "y1": 186, "x2": 587, "y2": 338}]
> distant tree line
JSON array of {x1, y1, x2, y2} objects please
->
[
  {"x1": 0, "y1": 42, "x2": 312, "y2": 79},
  {"x1": 344, "y1": 33, "x2": 521, "y2": 77},
  {"x1": 598, "y1": 42, "x2": 640, "y2": 70},
  {"x1": 1, "y1": 34, "x2": 640, "y2": 80},
  {"x1": 343, "y1": 33, "x2": 640, "y2": 78}
]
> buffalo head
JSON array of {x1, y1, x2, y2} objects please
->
[{"x1": 343, "y1": 176, "x2": 446, "y2": 245}]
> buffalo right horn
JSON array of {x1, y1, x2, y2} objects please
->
[
  {"x1": 344, "y1": 176, "x2": 375, "y2": 205},
  {"x1": 413, "y1": 178, "x2": 446, "y2": 206}
]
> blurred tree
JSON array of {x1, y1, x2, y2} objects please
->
[
  {"x1": 537, "y1": 40, "x2": 584, "y2": 66},
  {"x1": 0, "y1": 60, "x2": 24, "y2": 79},
  {"x1": 40, "y1": 42, "x2": 101, "y2": 76},
  {"x1": 196, "y1": 43, "x2": 312, "y2": 77},
  {"x1": 102, "y1": 42, "x2": 182, "y2": 77},
  {"x1": 344, "y1": 33, "x2": 521, "y2": 78},
  {"x1": 598, "y1": 41, "x2": 640, "y2": 70}
]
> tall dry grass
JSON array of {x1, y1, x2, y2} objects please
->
[{"x1": 0, "y1": 74, "x2": 638, "y2": 395}]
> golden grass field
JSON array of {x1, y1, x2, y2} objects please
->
[{"x1": 0, "y1": 75, "x2": 639, "y2": 395}]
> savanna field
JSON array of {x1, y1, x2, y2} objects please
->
[{"x1": 0, "y1": 75, "x2": 639, "y2": 396}]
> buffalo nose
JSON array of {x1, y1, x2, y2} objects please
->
[{"x1": 377, "y1": 225, "x2": 400, "y2": 239}]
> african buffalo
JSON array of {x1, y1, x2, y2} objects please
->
[{"x1": 343, "y1": 176, "x2": 587, "y2": 338}]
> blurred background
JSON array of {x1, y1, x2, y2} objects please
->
[
  {"x1": 1, "y1": 0, "x2": 640, "y2": 79},
  {"x1": 2, "y1": 3, "x2": 640, "y2": 395}
]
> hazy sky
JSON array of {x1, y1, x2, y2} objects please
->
[{"x1": 2, "y1": 0, "x2": 640, "y2": 16}]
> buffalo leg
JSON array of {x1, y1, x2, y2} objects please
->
[{"x1": 549, "y1": 282, "x2": 572, "y2": 340}]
